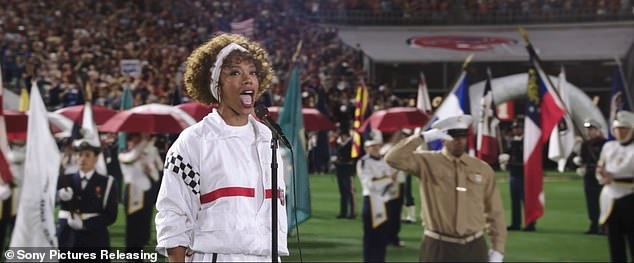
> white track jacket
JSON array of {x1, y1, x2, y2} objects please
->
[{"x1": 155, "y1": 110, "x2": 288, "y2": 257}]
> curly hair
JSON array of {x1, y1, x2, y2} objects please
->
[{"x1": 183, "y1": 33, "x2": 274, "y2": 104}]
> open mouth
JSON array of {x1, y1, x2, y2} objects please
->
[{"x1": 239, "y1": 90, "x2": 255, "y2": 107}]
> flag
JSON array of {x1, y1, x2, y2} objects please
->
[
  {"x1": 19, "y1": 87, "x2": 29, "y2": 112},
  {"x1": 82, "y1": 102, "x2": 108, "y2": 175},
  {"x1": 10, "y1": 82, "x2": 60, "y2": 247},
  {"x1": 351, "y1": 82, "x2": 369, "y2": 158},
  {"x1": 0, "y1": 66, "x2": 13, "y2": 185},
  {"x1": 547, "y1": 66, "x2": 575, "y2": 172},
  {"x1": 416, "y1": 72, "x2": 432, "y2": 113},
  {"x1": 231, "y1": 18, "x2": 255, "y2": 38},
  {"x1": 279, "y1": 64, "x2": 311, "y2": 231},
  {"x1": 118, "y1": 86, "x2": 134, "y2": 151},
  {"x1": 428, "y1": 70, "x2": 472, "y2": 151},
  {"x1": 496, "y1": 101, "x2": 514, "y2": 121},
  {"x1": 476, "y1": 68, "x2": 499, "y2": 165},
  {"x1": 608, "y1": 63, "x2": 632, "y2": 140},
  {"x1": 523, "y1": 55, "x2": 566, "y2": 226}
]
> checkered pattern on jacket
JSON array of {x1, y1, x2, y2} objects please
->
[{"x1": 165, "y1": 152, "x2": 200, "y2": 195}]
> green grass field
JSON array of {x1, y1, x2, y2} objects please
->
[{"x1": 106, "y1": 171, "x2": 609, "y2": 262}]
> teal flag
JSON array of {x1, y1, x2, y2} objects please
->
[
  {"x1": 278, "y1": 64, "x2": 311, "y2": 232},
  {"x1": 118, "y1": 86, "x2": 134, "y2": 151}
]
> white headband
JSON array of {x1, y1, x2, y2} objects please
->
[{"x1": 209, "y1": 43, "x2": 248, "y2": 100}]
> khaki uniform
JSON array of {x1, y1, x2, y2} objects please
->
[{"x1": 385, "y1": 134, "x2": 507, "y2": 260}]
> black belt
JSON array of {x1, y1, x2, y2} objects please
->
[{"x1": 614, "y1": 178, "x2": 634, "y2": 183}]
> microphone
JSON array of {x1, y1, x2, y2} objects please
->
[{"x1": 254, "y1": 104, "x2": 292, "y2": 149}]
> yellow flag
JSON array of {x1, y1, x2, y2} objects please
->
[{"x1": 19, "y1": 87, "x2": 29, "y2": 112}]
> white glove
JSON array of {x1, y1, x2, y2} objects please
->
[
  {"x1": 67, "y1": 214, "x2": 84, "y2": 230},
  {"x1": 0, "y1": 184, "x2": 11, "y2": 201},
  {"x1": 500, "y1": 163, "x2": 507, "y2": 171},
  {"x1": 421, "y1": 129, "x2": 453, "y2": 142},
  {"x1": 572, "y1": 156, "x2": 583, "y2": 166},
  {"x1": 488, "y1": 249, "x2": 504, "y2": 262},
  {"x1": 576, "y1": 167, "x2": 586, "y2": 177},
  {"x1": 58, "y1": 187, "x2": 74, "y2": 202},
  {"x1": 498, "y1": 154, "x2": 510, "y2": 165}
]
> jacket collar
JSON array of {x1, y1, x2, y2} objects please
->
[
  {"x1": 441, "y1": 147, "x2": 468, "y2": 164},
  {"x1": 206, "y1": 109, "x2": 271, "y2": 143}
]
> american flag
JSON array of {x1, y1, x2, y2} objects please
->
[{"x1": 231, "y1": 18, "x2": 255, "y2": 38}]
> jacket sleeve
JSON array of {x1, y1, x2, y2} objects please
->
[
  {"x1": 357, "y1": 158, "x2": 375, "y2": 193},
  {"x1": 155, "y1": 130, "x2": 201, "y2": 256},
  {"x1": 384, "y1": 134, "x2": 424, "y2": 177},
  {"x1": 84, "y1": 175, "x2": 119, "y2": 229},
  {"x1": 483, "y1": 165, "x2": 507, "y2": 253}
]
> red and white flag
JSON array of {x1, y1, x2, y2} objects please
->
[
  {"x1": 0, "y1": 65, "x2": 13, "y2": 185},
  {"x1": 231, "y1": 18, "x2": 255, "y2": 38},
  {"x1": 523, "y1": 56, "x2": 565, "y2": 226},
  {"x1": 547, "y1": 66, "x2": 575, "y2": 172},
  {"x1": 476, "y1": 68, "x2": 499, "y2": 165}
]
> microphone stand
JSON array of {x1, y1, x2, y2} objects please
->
[{"x1": 270, "y1": 135, "x2": 279, "y2": 263}]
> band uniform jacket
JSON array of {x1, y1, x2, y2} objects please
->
[
  {"x1": 384, "y1": 134, "x2": 507, "y2": 253},
  {"x1": 57, "y1": 171, "x2": 118, "y2": 248},
  {"x1": 597, "y1": 140, "x2": 634, "y2": 224}
]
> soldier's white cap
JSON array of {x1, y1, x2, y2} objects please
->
[
  {"x1": 364, "y1": 129, "x2": 383, "y2": 147},
  {"x1": 613, "y1": 110, "x2": 634, "y2": 128},
  {"x1": 583, "y1": 118, "x2": 601, "y2": 129},
  {"x1": 73, "y1": 139, "x2": 101, "y2": 153},
  {"x1": 431, "y1": 114, "x2": 473, "y2": 136}
]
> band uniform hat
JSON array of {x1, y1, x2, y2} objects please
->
[
  {"x1": 73, "y1": 139, "x2": 101, "y2": 153},
  {"x1": 364, "y1": 129, "x2": 384, "y2": 147},
  {"x1": 613, "y1": 110, "x2": 634, "y2": 128},
  {"x1": 431, "y1": 114, "x2": 473, "y2": 137},
  {"x1": 583, "y1": 118, "x2": 601, "y2": 129}
]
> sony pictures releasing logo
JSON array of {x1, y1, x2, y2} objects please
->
[{"x1": 407, "y1": 35, "x2": 517, "y2": 51}]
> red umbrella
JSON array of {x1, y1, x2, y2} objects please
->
[
  {"x1": 4, "y1": 110, "x2": 74, "y2": 140},
  {"x1": 176, "y1": 102, "x2": 215, "y2": 121},
  {"x1": 55, "y1": 104, "x2": 117, "y2": 125},
  {"x1": 267, "y1": 106, "x2": 336, "y2": 131},
  {"x1": 99, "y1": 111, "x2": 189, "y2": 134},
  {"x1": 361, "y1": 107, "x2": 431, "y2": 132}
]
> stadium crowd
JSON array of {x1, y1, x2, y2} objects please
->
[
  {"x1": 0, "y1": 0, "x2": 409, "y2": 132},
  {"x1": 304, "y1": 0, "x2": 634, "y2": 19}
]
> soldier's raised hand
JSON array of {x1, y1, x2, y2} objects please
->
[{"x1": 420, "y1": 128, "x2": 453, "y2": 142}]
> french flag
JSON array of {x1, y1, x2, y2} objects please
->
[
  {"x1": 523, "y1": 54, "x2": 565, "y2": 226},
  {"x1": 428, "y1": 70, "x2": 473, "y2": 151}
]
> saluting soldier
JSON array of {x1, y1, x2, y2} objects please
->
[
  {"x1": 56, "y1": 139, "x2": 118, "y2": 252},
  {"x1": 357, "y1": 130, "x2": 394, "y2": 262},
  {"x1": 385, "y1": 115, "x2": 507, "y2": 262},
  {"x1": 596, "y1": 110, "x2": 634, "y2": 262},
  {"x1": 119, "y1": 133, "x2": 162, "y2": 254}
]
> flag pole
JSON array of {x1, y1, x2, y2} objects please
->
[{"x1": 518, "y1": 27, "x2": 586, "y2": 140}]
